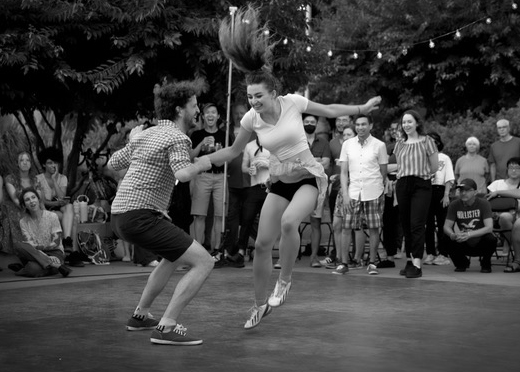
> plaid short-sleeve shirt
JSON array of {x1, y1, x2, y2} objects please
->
[{"x1": 109, "y1": 120, "x2": 192, "y2": 214}]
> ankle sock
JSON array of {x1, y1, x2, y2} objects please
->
[
  {"x1": 133, "y1": 306, "x2": 150, "y2": 318},
  {"x1": 157, "y1": 317, "x2": 177, "y2": 332}
]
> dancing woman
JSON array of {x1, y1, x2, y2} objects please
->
[{"x1": 202, "y1": 6, "x2": 381, "y2": 329}]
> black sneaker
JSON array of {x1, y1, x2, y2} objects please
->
[
  {"x1": 227, "y1": 254, "x2": 245, "y2": 268},
  {"x1": 213, "y1": 257, "x2": 229, "y2": 268},
  {"x1": 126, "y1": 314, "x2": 159, "y2": 331},
  {"x1": 405, "y1": 265, "x2": 422, "y2": 278},
  {"x1": 480, "y1": 267, "x2": 492, "y2": 273},
  {"x1": 63, "y1": 237, "x2": 74, "y2": 251},
  {"x1": 150, "y1": 324, "x2": 203, "y2": 346},
  {"x1": 58, "y1": 265, "x2": 72, "y2": 277},
  {"x1": 454, "y1": 267, "x2": 467, "y2": 272},
  {"x1": 376, "y1": 260, "x2": 396, "y2": 268},
  {"x1": 399, "y1": 261, "x2": 413, "y2": 276},
  {"x1": 8, "y1": 263, "x2": 23, "y2": 272}
]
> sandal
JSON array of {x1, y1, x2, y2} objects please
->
[{"x1": 504, "y1": 262, "x2": 520, "y2": 273}]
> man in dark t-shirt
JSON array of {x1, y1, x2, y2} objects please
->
[{"x1": 443, "y1": 178, "x2": 496, "y2": 273}]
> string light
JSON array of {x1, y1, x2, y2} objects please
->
[
  {"x1": 402, "y1": 47, "x2": 408, "y2": 55},
  {"x1": 306, "y1": 45, "x2": 311, "y2": 52},
  {"x1": 353, "y1": 52, "x2": 358, "y2": 59},
  {"x1": 327, "y1": 50, "x2": 333, "y2": 57},
  {"x1": 486, "y1": 17, "x2": 492, "y2": 24},
  {"x1": 455, "y1": 29, "x2": 461, "y2": 39},
  {"x1": 283, "y1": 38, "x2": 288, "y2": 45},
  {"x1": 429, "y1": 39, "x2": 435, "y2": 48},
  {"x1": 513, "y1": 2, "x2": 518, "y2": 10},
  {"x1": 263, "y1": 29, "x2": 270, "y2": 35},
  {"x1": 377, "y1": 51, "x2": 382, "y2": 59}
]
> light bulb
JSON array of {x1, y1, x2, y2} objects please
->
[
  {"x1": 353, "y1": 52, "x2": 358, "y2": 59},
  {"x1": 306, "y1": 46, "x2": 311, "y2": 52},
  {"x1": 429, "y1": 40, "x2": 435, "y2": 48},
  {"x1": 377, "y1": 51, "x2": 382, "y2": 59},
  {"x1": 283, "y1": 38, "x2": 288, "y2": 45},
  {"x1": 327, "y1": 50, "x2": 333, "y2": 57},
  {"x1": 455, "y1": 30, "x2": 461, "y2": 39},
  {"x1": 513, "y1": 2, "x2": 518, "y2": 10},
  {"x1": 486, "y1": 18, "x2": 492, "y2": 24},
  {"x1": 263, "y1": 29, "x2": 270, "y2": 35},
  {"x1": 402, "y1": 47, "x2": 408, "y2": 55}
]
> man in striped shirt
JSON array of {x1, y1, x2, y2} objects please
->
[{"x1": 109, "y1": 80, "x2": 214, "y2": 346}]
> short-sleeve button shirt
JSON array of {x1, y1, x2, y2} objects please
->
[{"x1": 339, "y1": 135, "x2": 388, "y2": 201}]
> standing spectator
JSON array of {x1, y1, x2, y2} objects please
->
[
  {"x1": 303, "y1": 113, "x2": 331, "y2": 268},
  {"x1": 334, "y1": 115, "x2": 388, "y2": 275},
  {"x1": 36, "y1": 148, "x2": 75, "y2": 252},
  {"x1": 444, "y1": 178, "x2": 496, "y2": 273},
  {"x1": 190, "y1": 103, "x2": 228, "y2": 252},
  {"x1": 378, "y1": 122, "x2": 404, "y2": 268},
  {"x1": 394, "y1": 110, "x2": 438, "y2": 278},
  {"x1": 424, "y1": 132, "x2": 455, "y2": 265},
  {"x1": 488, "y1": 119, "x2": 520, "y2": 181},
  {"x1": 216, "y1": 103, "x2": 251, "y2": 267},
  {"x1": 454, "y1": 136, "x2": 489, "y2": 195},
  {"x1": 322, "y1": 123, "x2": 356, "y2": 268},
  {"x1": 109, "y1": 79, "x2": 214, "y2": 345},
  {"x1": 8, "y1": 187, "x2": 72, "y2": 277}
]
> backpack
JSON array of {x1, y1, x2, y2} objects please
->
[{"x1": 77, "y1": 230, "x2": 110, "y2": 265}]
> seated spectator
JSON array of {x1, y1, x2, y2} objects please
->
[
  {"x1": 486, "y1": 157, "x2": 520, "y2": 256},
  {"x1": 8, "y1": 187, "x2": 72, "y2": 277},
  {"x1": 454, "y1": 136, "x2": 489, "y2": 195},
  {"x1": 443, "y1": 179, "x2": 496, "y2": 273},
  {"x1": 36, "y1": 148, "x2": 75, "y2": 251},
  {"x1": 4, "y1": 151, "x2": 42, "y2": 253}
]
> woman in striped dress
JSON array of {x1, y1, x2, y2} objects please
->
[{"x1": 394, "y1": 110, "x2": 438, "y2": 278}]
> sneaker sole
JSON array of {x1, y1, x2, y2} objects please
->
[
  {"x1": 368, "y1": 271, "x2": 379, "y2": 275},
  {"x1": 126, "y1": 325, "x2": 157, "y2": 331},
  {"x1": 150, "y1": 338, "x2": 203, "y2": 345}
]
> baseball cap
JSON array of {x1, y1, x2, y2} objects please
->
[{"x1": 456, "y1": 178, "x2": 477, "y2": 191}]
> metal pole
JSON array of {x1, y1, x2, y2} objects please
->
[{"x1": 220, "y1": 6, "x2": 237, "y2": 248}]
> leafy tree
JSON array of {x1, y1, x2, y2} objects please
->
[{"x1": 310, "y1": 0, "x2": 520, "y2": 123}]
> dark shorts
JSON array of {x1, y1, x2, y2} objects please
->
[
  {"x1": 111, "y1": 209, "x2": 193, "y2": 263},
  {"x1": 269, "y1": 178, "x2": 318, "y2": 202}
]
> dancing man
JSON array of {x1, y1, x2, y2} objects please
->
[
  {"x1": 109, "y1": 80, "x2": 214, "y2": 346},
  {"x1": 203, "y1": 5, "x2": 381, "y2": 329}
]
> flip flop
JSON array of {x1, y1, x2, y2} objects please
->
[{"x1": 504, "y1": 264, "x2": 520, "y2": 273}]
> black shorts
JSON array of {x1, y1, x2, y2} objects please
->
[
  {"x1": 269, "y1": 178, "x2": 318, "y2": 202},
  {"x1": 111, "y1": 209, "x2": 193, "y2": 262}
]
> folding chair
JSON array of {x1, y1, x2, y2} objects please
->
[{"x1": 488, "y1": 196, "x2": 517, "y2": 265}]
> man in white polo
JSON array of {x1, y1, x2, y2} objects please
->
[{"x1": 334, "y1": 115, "x2": 388, "y2": 275}]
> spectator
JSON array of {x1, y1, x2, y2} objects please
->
[
  {"x1": 486, "y1": 157, "x2": 520, "y2": 257},
  {"x1": 190, "y1": 103, "x2": 228, "y2": 252},
  {"x1": 488, "y1": 119, "x2": 520, "y2": 181},
  {"x1": 454, "y1": 136, "x2": 489, "y2": 195},
  {"x1": 424, "y1": 132, "x2": 455, "y2": 266},
  {"x1": 35, "y1": 148, "x2": 75, "y2": 252},
  {"x1": 216, "y1": 103, "x2": 251, "y2": 267},
  {"x1": 8, "y1": 187, "x2": 72, "y2": 277},
  {"x1": 334, "y1": 114, "x2": 388, "y2": 275},
  {"x1": 444, "y1": 178, "x2": 496, "y2": 273},
  {"x1": 378, "y1": 122, "x2": 403, "y2": 268},
  {"x1": 394, "y1": 110, "x2": 438, "y2": 278},
  {"x1": 4, "y1": 151, "x2": 42, "y2": 253},
  {"x1": 303, "y1": 113, "x2": 331, "y2": 268},
  {"x1": 322, "y1": 123, "x2": 356, "y2": 268}
]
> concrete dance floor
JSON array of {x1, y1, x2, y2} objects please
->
[{"x1": 0, "y1": 257, "x2": 519, "y2": 372}]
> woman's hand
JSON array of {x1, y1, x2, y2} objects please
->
[
  {"x1": 441, "y1": 195, "x2": 450, "y2": 208},
  {"x1": 362, "y1": 96, "x2": 382, "y2": 114},
  {"x1": 486, "y1": 191, "x2": 498, "y2": 200}
]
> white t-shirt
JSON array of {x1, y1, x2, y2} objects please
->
[
  {"x1": 432, "y1": 152, "x2": 455, "y2": 186},
  {"x1": 36, "y1": 173, "x2": 68, "y2": 201},
  {"x1": 243, "y1": 140, "x2": 271, "y2": 186},
  {"x1": 241, "y1": 94, "x2": 309, "y2": 161}
]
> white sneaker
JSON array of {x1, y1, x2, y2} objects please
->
[
  {"x1": 367, "y1": 263, "x2": 379, "y2": 275},
  {"x1": 268, "y1": 279, "x2": 292, "y2": 307},
  {"x1": 423, "y1": 254, "x2": 435, "y2": 265},
  {"x1": 147, "y1": 260, "x2": 160, "y2": 267},
  {"x1": 319, "y1": 256, "x2": 334, "y2": 266},
  {"x1": 432, "y1": 255, "x2": 451, "y2": 265},
  {"x1": 273, "y1": 259, "x2": 281, "y2": 269},
  {"x1": 244, "y1": 303, "x2": 272, "y2": 329}
]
